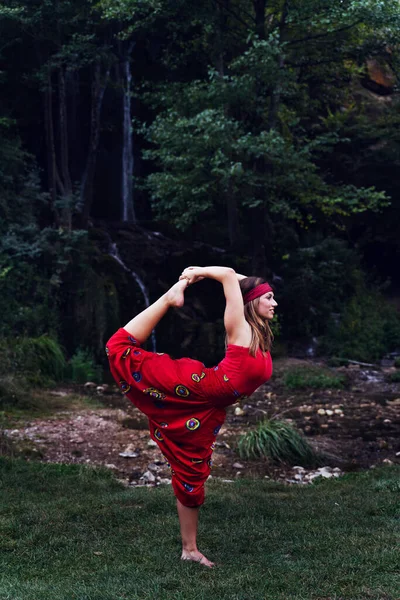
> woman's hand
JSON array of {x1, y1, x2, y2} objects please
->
[{"x1": 179, "y1": 266, "x2": 205, "y2": 285}]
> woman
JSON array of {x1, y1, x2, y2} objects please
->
[{"x1": 106, "y1": 266, "x2": 277, "y2": 567}]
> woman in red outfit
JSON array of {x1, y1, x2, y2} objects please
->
[{"x1": 106, "y1": 266, "x2": 277, "y2": 567}]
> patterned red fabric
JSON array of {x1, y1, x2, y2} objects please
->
[{"x1": 106, "y1": 328, "x2": 272, "y2": 507}]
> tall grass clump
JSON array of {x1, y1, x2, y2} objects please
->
[
  {"x1": 283, "y1": 366, "x2": 345, "y2": 389},
  {"x1": 15, "y1": 335, "x2": 67, "y2": 384},
  {"x1": 237, "y1": 419, "x2": 321, "y2": 466},
  {"x1": 65, "y1": 349, "x2": 102, "y2": 383}
]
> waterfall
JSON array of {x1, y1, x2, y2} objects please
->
[
  {"x1": 121, "y1": 52, "x2": 135, "y2": 223},
  {"x1": 108, "y1": 239, "x2": 156, "y2": 352}
]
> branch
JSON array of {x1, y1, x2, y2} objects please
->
[
  {"x1": 287, "y1": 55, "x2": 353, "y2": 69},
  {"x1": 211, "y1": 0, "x2": 255, "y2": 30},
  {"x1": 287, "y1": 21, "x2": 362, "y2": 46}
]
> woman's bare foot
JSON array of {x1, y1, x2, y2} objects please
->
[
  {"x1": 181, "y1": 549, "x2": 215, "y2": 568},
  {"x1": 165, "y1": 279, "x2": 188, "y2": 308}
]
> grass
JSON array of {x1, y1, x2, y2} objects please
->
[
  {"x1": 237, "y1": 418, "x2": 321, "y2": 466},
  {"x1": 0, "y1": 390, "x2": 103, "y2": 425},
  {"x1": 0, "y1": 459, "x2": 399, "y2": 600},
  {"x1": 283, "y1": 366, "x2": 346, "y2": 390}
]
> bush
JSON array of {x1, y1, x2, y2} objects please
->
[
  {"x1": 237, "y1": 419, "x2": 321, "y2": 466},
  {"x1": 394, "y1": 357, "x2": 400, "y2": 369},
  {"x1": 389, "y1": 371, "x2": 400, "y2": 383},
  {"x1": 0, "y1": 377, "x2": 27, "y2": 408},
  {"x1": 283, "y1": 366, "x2": 345, "y2": 389},
  {"x1": 14, "y1": 335, "x2": 67, "y2": 385},
  {"x1": 66, "y1": 349, "x2": 102, "y2": 384},
  {"x1": 322, "y1": 290, "x2": 400, "y2": 362},
  {"x1": 279, "y1": 238, "x2": 362, "y2": 341}
]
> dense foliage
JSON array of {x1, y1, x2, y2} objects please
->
[{"x1": 1, "y1": 0, "x2": 400, "y2": 389}]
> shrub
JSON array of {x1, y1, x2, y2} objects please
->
[
  {"x1": 389, "y1": 371, "x2": 400, "y2": 383},
  {"x1": 0, "y1": 377, "x2": 27, "y2": 408},
  {"x1": 322, "y1": 290, "x2": 400, "y2": 362},
  {"x1": 66, "y1": 349, "x2": 102, "y2": 384},
  {"x1": 394, "y1": 357, "x2": 400, "y2": 369},
  {"x1": 14, "y1": 336, "x2": 66, "y2": 385},
  {"x1": 237, "y1": 419, "x2": 321, "y2": 466},
  {"x1": 283, "y1": 366, "x2": 345, "y2": 389}
]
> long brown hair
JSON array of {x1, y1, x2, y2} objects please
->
[{"x1": 240, "y1": 277, "x2": 274, "y2": 357}]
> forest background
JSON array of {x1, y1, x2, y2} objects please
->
[{"x1": 1, "y1": 0, "x2": 400, "y2": 391}]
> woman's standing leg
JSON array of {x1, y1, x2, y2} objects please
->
[
  {"x1": 123, "y1": 279, "x2": 188, "y2": 342},
  {"x1": 122, "y1": 277, "x2": 215, "y2": 566},
  {"x1": 177, "y1": 500, "x2": 215, "y2": 568}
]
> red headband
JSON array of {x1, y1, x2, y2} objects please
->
[{"x1": 243, "y1": 283, "x2": 273, "y2": 305}]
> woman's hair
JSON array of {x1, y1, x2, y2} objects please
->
[{"x1": 240, "y1": 277, "x2": 274, "y2": 357}]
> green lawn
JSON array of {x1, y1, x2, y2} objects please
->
[{"x1": 0, "y1": 458, "x2": 399, "y2": 600}]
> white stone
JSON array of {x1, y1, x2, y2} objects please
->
[
  {"x1": 382, "y1": 459, "x2": 393, "y2": 465},
  {"x1": 317, "y1": 409, "x2": 326, "y2": 415},
  {"x1": 234, "y1": 407, "x2": 245, "y2": 416},
  {"x1": 233, "y1": 462, "x2": 245, "y2": 469},
  {"x1": 119, "y1": 451, "x2": 139, "y2": 458},
  {"x1": 141, "y1": 470, "x2": 156, "y2": 483},
  {"x1": 84, "y1": 382, "x2": 96, "y2": 389},
  {"x1": 147, "y1": 439, "x2": 158, "y2": 447},
  {"x1": 326, "y1": 410, "x2": 334, "y2": 416}
]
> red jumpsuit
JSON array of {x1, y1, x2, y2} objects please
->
[{"x1": 106, "y1": 328, "x2": 272, "y2": 507}]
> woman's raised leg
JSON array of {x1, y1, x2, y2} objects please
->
[
  {"x1": 177, "y1": 500, "x2": 215, "y2": 568},
  {"x1": 123, "y1": 279, "x2": 188, "y2": 343}
]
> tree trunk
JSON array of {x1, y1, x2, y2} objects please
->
[
  {"x1": 58, "y1": 67, "x2": 73, "y2": 229},
  {"x1": 253, "y1": 0, "x2": 266, "y2": 39},
  {"x1": 80, "y1": 60, "x2": 110, "y2": 227},
  {"x1": 43, "y1": 71, "x2": 60, "y2": 225}
]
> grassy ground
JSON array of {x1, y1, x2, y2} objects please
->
[{"x1": 0, "y1": 459, "x2": 399, "y2": 600}]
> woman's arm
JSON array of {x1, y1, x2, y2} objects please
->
[{"x1": 180, "y1": 266, "x2": 251, "y2": 346}]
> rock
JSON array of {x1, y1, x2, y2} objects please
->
[
  {"x1": 147, "y1": 462, "x2": 161, "y2": 472},
  {"x1": 326, "y1": 410, "x2": 334, "y2": 416},
  {"x1": 84, "y1": 382, "x2": 97, "y2": 390},
  {"x1": 157, "y1": 478, "x2": 172, "y2": 485},
  {"x1": 320, "y1": 424, "x2": 329, "y2": 430},
  {"x1": 105, "y1": 463, "x2": 118, "y2": 470},
  {"x1": 334, "y1": 409, "x2": 343, "y2": 415},
  {"x1": 383, "y1": 419, "x2": 392, "y2": 425},
  {"x1": 293, "y1": 466, "x2": 305, "y2": 471},
  {"x1": 396, "y1": 452, "x2": 400, "y2": 457},
  {"x1": 147, "y1": 439, "x2": 158, "y2": 447},
  {"x1": 382, "y1": 459, "x2": 393, "y2": 465},
  {"x1": 381, "y1": 358, "x2": 395, "y2": 367},
  {"x1": 317, "y1": 409, "x2": 326, "y2": 415},
  {"x1": 232, "y1": 462, "x2": 245, "y2": 469},
  {"x1": 234, "y1": 407, "x2": 245, "y2": 416},
  {"x1": 119, "y1": 451, "x2": 139, "y2": 458},
  {"x1": 96, "y1": 386, "x2": 106, "y2": 394},
  {"x1": 387, "y1": 398, "x2": 400, "y2": 406},
  {"x1": 141, "y1": 470, "x2": 156, "y2": 483}
]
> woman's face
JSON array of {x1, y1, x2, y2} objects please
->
[{"x1": 256, "y1": 291, "x2": 277, "y2": 320}]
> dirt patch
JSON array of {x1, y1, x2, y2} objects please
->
[{"x1": 3, "y1": 359, "x2": 400, "y2": 485}]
